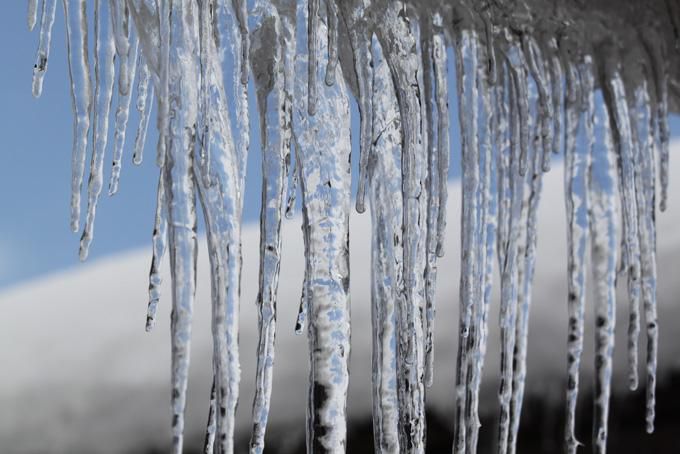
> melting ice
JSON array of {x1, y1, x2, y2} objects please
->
[{"x1": 28, "y1": 0, "x2": 675, "y2": 453}]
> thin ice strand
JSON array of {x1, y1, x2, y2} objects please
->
[
  {"x1": 80, "y1": 0, "x2": 116, "y2": 261},
  {"x1": 63, "y1": 0, "x2": 93, "y2": 233}
]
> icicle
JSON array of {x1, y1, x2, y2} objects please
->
[
  {"x1": 377, "y1": 4, "x2": 427, "y2": 451},
  {"x1": 145, "y1": 170, "x2": 167, "y2": 332},
  {"x1": 110, "y1": 0, "x2": 132, "y2": 96},
  {"x1": 421, "y1": 22, "x2": 437, "y2": 389},
  {"x1": 522, "y1": 34, "x2": 553, "y2": 172},
  {"x1": 352, "y1": 26, "x2": 373, "y2": 214},
  {"x1": 453, "y1": 26, "x2": 479, "y2": 454},
  {"x1": 109, "y1": 36, "x2": 140, "y2": 195},
  {"x1": 464, "y1": 36, "x2": 497, "y2": 454},
  {"x1": 249, "y1": 8, "x2": 288, "y2": 452},
  {"x1": 324, "y1": 0, "x2": 339, "y2": 86},
  {"x1": 368, "y1": 35, "x2": 402, "y2": 453},
  {"x1": 508, "y1": 95, "x2": 545, "y2": 454},
  {"x1": 633, "y1": 81, "x2": 658, "y2": 434},
  {"x1": 497, "y1": 55, "x2": 527, "y2": 454},
  {"x1": 194, "y1": 1, "x2": 243, "y2": 451},
  {"x1": 603, "y1": 56, "x2": 642, "y2": 392},
  {"x1": 433, "y1": 16, "x2": 449, "y2": 258},
  {"x1": 80, "y1": 0, "x2": 117, "y2": 261},
  {"x1": 133, "y1": 60, "x2": 154, "y2": 166},
  {"x1": 63, "y1": 0, "x2": 93, "y2": 233},
  {"x1": 563, "y1": 58, "x2": 589, "y2": 454},
  {"x1": 28, "y1": 0, "x2": 38, "y2": 31},
  {"x1": 165, "y1": 0, "x2": 201, "y2": 448},
  {"x1": 32, "y1": 0, "x2": 57, "y2": 98},
  {"x1": 589, "y1": 67, "x2": 618, "y2": 454}
]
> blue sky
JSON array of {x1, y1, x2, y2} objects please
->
[{"x1": 0, "y1": 3, "x2": 677, "y2": 289}]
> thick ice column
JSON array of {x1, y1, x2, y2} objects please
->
[
  {"x1": 368, "y1": 36, "x2": 402, "y2": 454},
  {"x1": 293, "y1": 1, "x2": 351, "y2": 451},
  {"x1": 376, "y1": 3, "x2": 428, "y2": 451},
  {"x1": 163, "y1": 2, "x2": 200, "y2": 453},
  {"x1": 194, "y1": 1, "x2": 244, "y2": 452}
]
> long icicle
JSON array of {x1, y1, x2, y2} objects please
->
[
  {"x1": 349, "y1": 6, "x2": 373, "y2": 215},
  {"x1": 295, "y1": 1, "x2": 351, "y2": 449},
  {"x1": 464, "y1": 27, "x2": 495, "y2": 453},
  {"x1": 368, "y1": 34, "x2": 402, "y2": 454},
  {"x1": 80, "y1": 0, "x2": 117, "y2": 261},
  {"x1": 249, "y1": 6, "x2": 288, "y2": 452},
  {"x1": 433, "y1": 15, "x2": 450, "y2": 258},
  {"x1": 563, "y1": 58, "x2": 589, "y2": 454},
  {"x1": 508, "y1": 88, "x2": 546, "y2": 454},
  {"x1": 421, "y1": 20, "x2": 438, "y2": 389},
  {"x1": 603, "y1": 55, "x2": 642, "y2": 393},
  {"x1": 589, "y1": 58, "x2": 618, "y2": 454},
  {"x1": 497, "y1": 49, "x2": 527, "y2": 454},
  {"x1": 165, "y1": 2, "x2": 200, "y2": 452},
  {"x1": 63, "y1": 0, "x2": 93, "y2": 233},
  {"x1": 633, "y1": 80, "x2": 659, "y2": 434},
  {"x1": 467, "y1": 57, "x2": 506, "y2": 454},
  {"x1": 453, "y1": 25, "x2": 479, "y2": 454},
  {"x1": 195, "y1": 1, "x2": 243, "y2": 451},
  {"x1": 378, "y1": 4, "x2": 428, "y2": 451},
  {"x1": 32, "y1": 0, "x2": 58, "y2": 98}
]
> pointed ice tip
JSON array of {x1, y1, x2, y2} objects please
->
[
  {"x1": 436, "y1": 242, "x2": 445, "y2": 258},
  {"x1": 70, "y1": 218, "x2": 79, "y2": 234},
  {"x1": 325, "y1": 66, "x2": 336, "y2": 87},
  {"x1": 78, "y1": 243, "x2": 90, "y2": 262},
  {"x1": 108, "y1": 183, "x2": 117, "y2": 197},
  {"x1": 646, "y1": 421, "x2": 655, "y2": 434},
  {"x1": 145, "y1": 316, "x2": 156, "y2": 332}
]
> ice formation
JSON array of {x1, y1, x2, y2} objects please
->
[{"x1": 29, "y1": 0, "x2": 677, "y2": 452}]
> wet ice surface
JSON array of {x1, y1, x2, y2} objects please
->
[{"x1": 26, "y1": 0, "x2": 679, "y2": 452}]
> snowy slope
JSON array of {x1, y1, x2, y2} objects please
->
[{"x1": 1, "y1": 144, "x2": 679, "y2": 453}]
